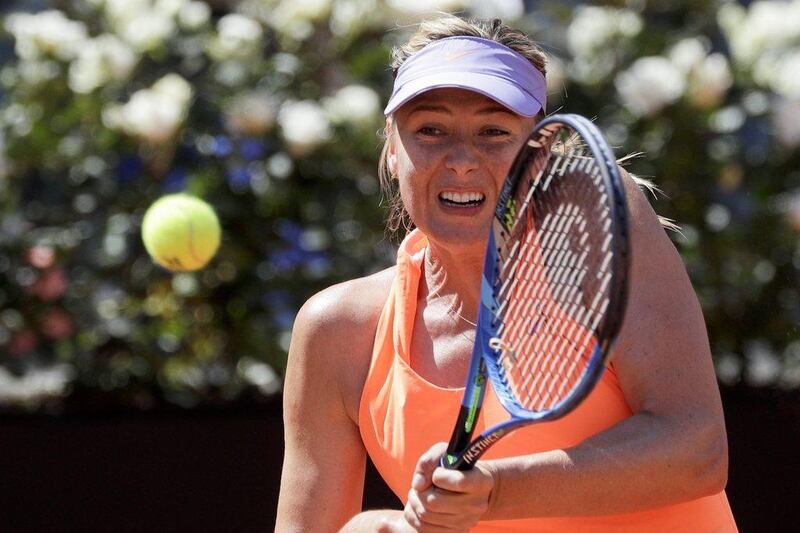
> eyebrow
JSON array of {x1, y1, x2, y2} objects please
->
[
  {"x1": 475, "y1": 105, "x2": 517, "y2": 116},
  {"x1": 407, "y1": 104, "x2": 453, "y2": 115}
]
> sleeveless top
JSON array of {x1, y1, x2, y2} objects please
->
[{"x1": 358, "y1": 229, "x2": 738, "y2": 532}]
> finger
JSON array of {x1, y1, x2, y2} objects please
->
[
  {"x1": 412, "y1": 442, "x2": 449, "y2": 491},
  {"x1": 431, "y1": 464, "x2": 493, "y2": 494},
  {"x1": 431, "y1": 468, "x2": 469, "y2": 493},
  {"x1": 406, "y1": 489, "x2": 464, "y2": 529},
  {"x1": 417, "y1": 487, "x2": 463, "y2": 516}
]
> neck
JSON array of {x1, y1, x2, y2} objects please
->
[{"x1": 422, "y1": 240, "x2": 484, "y2": 325}]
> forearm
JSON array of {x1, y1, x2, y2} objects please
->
[
  {"x1": 340, "y1": 510, "x2": 408, "y2": 533},
  {"x1": 482, "y1": 412, "x2": 727, "y2": 520}
]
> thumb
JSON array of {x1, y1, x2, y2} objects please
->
[{"x1": 411, "y1": 442, "x2": 448, "y2": 491}]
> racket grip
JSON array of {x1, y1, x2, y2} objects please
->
[
  {"x1": 440, "y1": 453, "x2": 473, "y2": 470},
  {"x1": 441, "y1": 428, "x2": 505, "y2": 471},
  {"x1": 441, "y1": 403, "x2": 479, "y2": 470}
]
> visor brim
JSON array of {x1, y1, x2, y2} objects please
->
[{"x1": 384, "y1": 72, "x2": 545, "y2": 117}]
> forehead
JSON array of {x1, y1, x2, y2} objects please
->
[{"x1": 398, "y1": 88, "x2": 518, "y2": 117}]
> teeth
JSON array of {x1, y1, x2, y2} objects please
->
[{"x1": 440, "y1": 191, "x2": 485, "y2": 204}]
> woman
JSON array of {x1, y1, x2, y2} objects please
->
[{"x1": 276, "y1": 15, "x2": 737, "y2": 532}]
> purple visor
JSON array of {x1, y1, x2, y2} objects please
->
[{"x1": 384, "y1": 36, "x2": 547, "y2": 117}]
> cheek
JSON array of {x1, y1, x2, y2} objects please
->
[
  {"x1": 395, "y1": 149, "x2": 432, "y2": 212},
  {"x1": 485, "y1": 144, "x2": 522, "y2": 187},
  {"x1": 397, "y1": 172, "x2": 423, "y2": 218}
]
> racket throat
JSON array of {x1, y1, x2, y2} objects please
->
[
  {"x1": 445, "y1": 429, "x2": 506, "y2": 470},
  {"x1": 444, "y1": 403, "x2": 480, "y2": 466}
]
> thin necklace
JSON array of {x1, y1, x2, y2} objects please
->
[{"x1": 423, "y1": 249, "x2": 479, "y2": 341}]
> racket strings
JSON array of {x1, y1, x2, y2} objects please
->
[{"x1": 491, "y1": 135, "x2": 616, "y2": 413}]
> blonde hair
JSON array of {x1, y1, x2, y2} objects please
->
[
  {"x1": 377, "y1": 15, "x2": 676, "y2": 237},
  {"x1": 378, "y1": 15, "x2": 549, "y2": 237}
]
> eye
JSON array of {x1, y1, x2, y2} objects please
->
[
  {"x1": 417, "y1": 126, "x2": 444, "y2": 137},
  {"x1": 481, "y1": 127, "x2": 510, "y2": 137}
]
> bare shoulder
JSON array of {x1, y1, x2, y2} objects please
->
[
  {"x1": 613, "y1": 168, "x2": 720, "y2": 414},
  {"x1": 617, "y1": 168, "x2": 691, "y2": 286},
  {"x1": 619, "y1": 168, "x2": 666, "y2": 235},
  {"x1": 286, "y1": 265, "x2": 397, "y2": 422},
  {"x1": 297, "y1": 266, "x2": 396, "y2": 335},
  {"x1": 292, "y1": 266, "x2": 396, "y2": 358}
]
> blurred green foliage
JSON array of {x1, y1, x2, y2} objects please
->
[{"x1": 0, "y1": 0, "x2": 799, "y2": 412}]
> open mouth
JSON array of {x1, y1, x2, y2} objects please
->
[{"x1": 438, "y1": 191, "x2": 486, "y2": 207}]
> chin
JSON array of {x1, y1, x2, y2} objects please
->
[{"x1": 418, "y1": 221, "x2": 489, "y2": 250}]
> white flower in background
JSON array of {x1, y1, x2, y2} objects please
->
[
  {"x1": 238, "y1": 357, "x2": 281, "y2": 396},
  {"x1": 567, "y1": 6, "x2": 642, "y2": 84},
  {"x1": 756, "y1": 50, "x2": 800, "y2": 99},
  {"x1": 154, "y1": 0, "x2": 189, "y2": 18},
  {"x1": 100, "y1": 0, "x2": 179, "y2": 52},
  {"x1": 718, "y1": 0, "x2": 800, "y2": 69},
  {"x1": 111, "y1": 8, "x2": 177, "y2": 52},
  {"x1": 178, "y1": 1, "x2": 211, "y2": 30},
  {"x1": 5, "y1": 10, "x2": 88, "y2": 61},
  {"x1": 278, "y1": 100, "x2": 332, "y2": 156},
  {"x1": 714, "y1": 352, "x2": 742, "y2": 386},
  {"x1": 285, "y1": 0, "x2": 332, "y2": 20},
  {"x1": 224, "y1": 91, "x2": 278, "y2": 135},
  {"x1": 469, "y1": 0, "x2": 524, "y2": 20},
  {"x1": 103, "y1": 0, "x2": 151, "y2": 20},
  {"x1": 567, "y1": 6, "x2": 642, "y2": 58},
  {"x1": 15, "y1": 60, "x2": 61, "y2": 86},
  {"x1": 744, "y1": 340, "x2": 782, "y2": 387},
  {"x1": 669, "y1": 37, "x2": 709, "y2": 73},
  {"x1": 386, "y1": 0, "x2": 467, "y2": 15},
  {"x1": 323, "y1": 85, "x2": 380, "y2": 127},
  {"x1": 773, "y1": 98, "x2": 800, "y2": 149},
  {"x1": 688, "y1": 53, "x2": 733, "y2": 108},
  {"x1": 152, "y1": 73, "x2": 193, "y2": 103},
  {"x1": 615, "y1": 56, "x2": 686, "y2": 117},
  {"x1": 0, "y1": 364, "x2": 74, "y2": 403},
  {"x1": 329, "y1": 0, "x2": 383, "y2": 37},
  {"x1": 208, "y1": 14, "x2": 264, "y2": 60},
  {"x1": 266, "y1": 0, "x2": 332, "y2": 40},
  {"x1": 68, "y1": 34, "x2": 139, "y2": 94},
  {"x1": 104, "y1": 73, "x2": 193, "y2": 144},
  {"x1": 668, "y1": 38, "x2": 732, "y2": 109},
  {"x1": 709, "y1": 106, "x2": 745, "y2": 134},
  {"x1": 720, "y1": 0, "x2": 800, "y2": 98}
]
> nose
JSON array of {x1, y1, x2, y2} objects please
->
[{"x1": 444, "y1": 139, "x2": 480, "y2": 178}]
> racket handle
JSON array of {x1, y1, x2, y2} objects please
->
[
  {"x1": 440, "y1": 453, "x2": 472, "y2": 470},
  {"x1": 442, "y1": 336, "x2": 489, "y2": 470},
  {"x1": 441, "y1": 404, "x2": 482, "y2": 470},
  {"x1": 441, "y1": 428, "x2": 506, "y2": 470}
]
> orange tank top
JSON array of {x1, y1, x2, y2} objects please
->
[{"x1": 358, "y1": 229, "x2": 737, "y2": 532}]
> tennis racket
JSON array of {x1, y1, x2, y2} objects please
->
[{"x1": 442, "y1": 114, "x2": 630, "y2": 470}]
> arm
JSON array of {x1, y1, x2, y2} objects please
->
[
  {"x1": 405, "y1": 172, "x2": 728, "y2": 524},
  {"x1": 482, "y1": 171, "x2": 728, "y2": 517},
  {"x1": 276, "y1": 291, "x2": 368, "y2": 532}
]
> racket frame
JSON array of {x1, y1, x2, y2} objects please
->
[{"x1": 442, "y1": 114, "x2": 630, "y2": 470}]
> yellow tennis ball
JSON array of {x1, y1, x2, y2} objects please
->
[{"x1": 141, "y1": 194, "x2": 221, "y2": 272}]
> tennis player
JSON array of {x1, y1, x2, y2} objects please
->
[{"x1": 276, "y1": 15, "x2": 737, "y2": 532}]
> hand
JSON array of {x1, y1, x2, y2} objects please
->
[{"x1": 403, "y1": 442, "x2": 495, "y2": 532}]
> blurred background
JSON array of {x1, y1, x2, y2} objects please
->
[{"x1": 0, "y1": 0, "x2": 798, "y2": 531}]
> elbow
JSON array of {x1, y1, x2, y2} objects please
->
[{"x1": 687, "y1": 422, "x2": 729, "y2": 497}]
